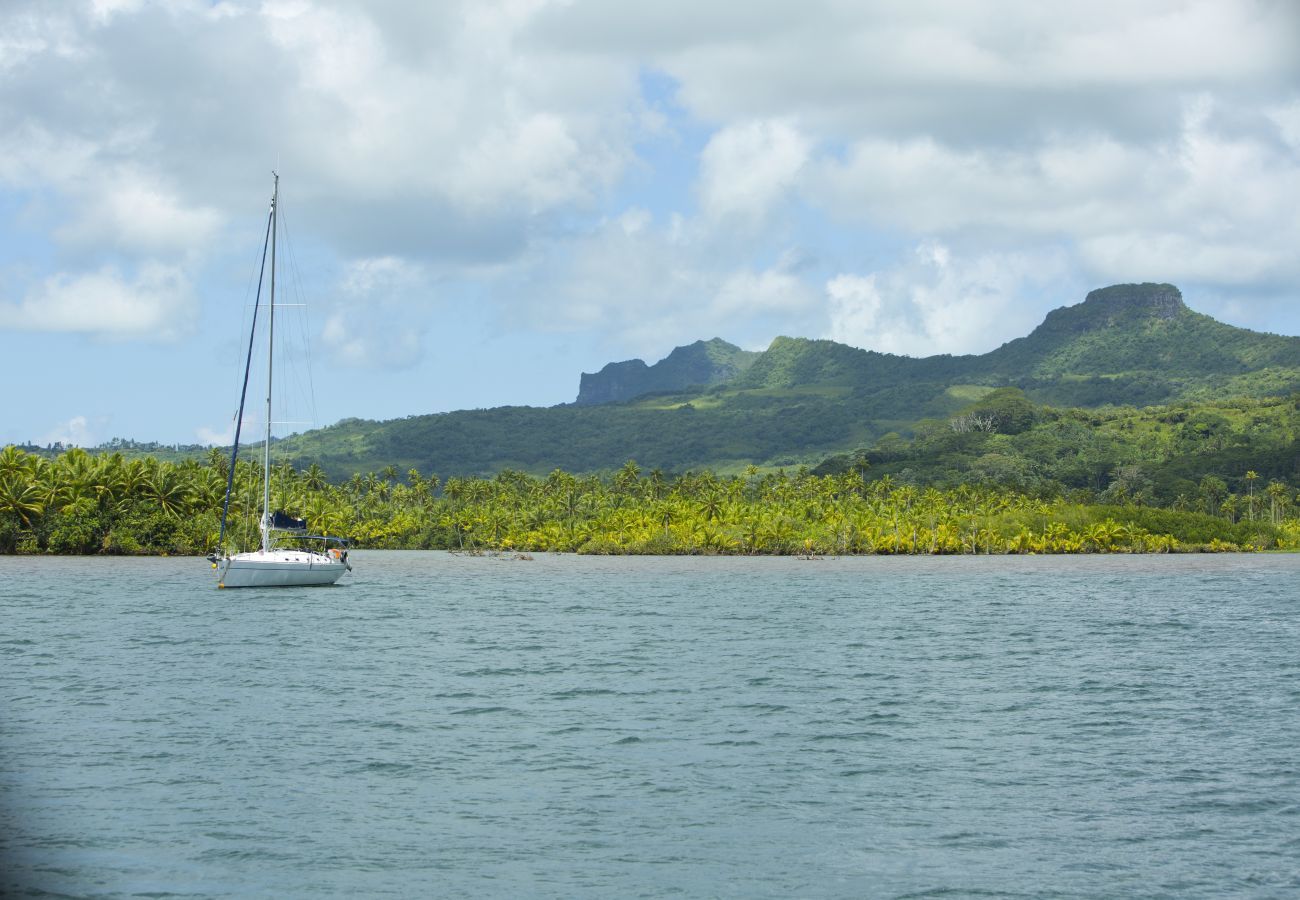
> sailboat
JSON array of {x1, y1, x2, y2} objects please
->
[{"x1": 207, "y1": 174, "x2": 352, "y2": 588}]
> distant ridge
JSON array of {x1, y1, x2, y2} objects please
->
[
  {"x1": 972, "y1": 283, "x2": 1300, "y2": 402},
  {"x1": 244, "y1": 283, "x2": 1300, "y2": 478},
  {"x1": 577, "y1": 338, "x2": 760, "y2": 404},
  {"x1": 576, "y1": 283, "x2": 1299, "y2": 407}
]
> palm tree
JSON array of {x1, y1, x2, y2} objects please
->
[
  {"x1": 0, "y1": 474, "x2": 44, "y2": 528},
  {"x1": 1265, "y1": 480, "x2": 1289, "y2": 525},
  {"x1": 0, "y1": 446, "x2": 36, "y2": 480},
  {"x1": 57, "y1": 448, "x2": 112, "y2": 509},
  {"x1": 303, "y1": 495, "x2": 346, "y2": 537},
  {"x1": 697, "y1": 489, "x2": 725, "y2": 523},
  {"x1": 190, "y1": 466, "x2": 227, "y2": 512},
  {"x1": 654, "y1": 501, "x2": 678, "y2": 543},
  {"x1": 614, "y1": 460, "x2": 642, "y2": 497},
  {"x1": 206, "y1": 447, "x2": 228, "y2": 474},
  {"x1": 142, "y1": 465, "x2": 192, "y2": 520},
  {"x1": 303, "y1": 463, "x2": 329, "y2": 492},
  {"x1": 1199, "y1": 475, "x2": 1228, "y2": 517},
  {"x1": 646, "y1": 468, "x2": 667, "y2": 500}
]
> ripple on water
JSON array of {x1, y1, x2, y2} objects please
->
[{"x1": 1, "y1": 551, "x2": 1298, "y2": 899}]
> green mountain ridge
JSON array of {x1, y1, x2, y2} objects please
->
[
  {"x1": 197, "y1": 283, "x2": 1300, "y2": 479},
  {"x1": 978, "y1": 283, "x2": 1300, "y2": 380},
  {"x1": 576, "y1": 338, "x2": 760, "y2": 404}
]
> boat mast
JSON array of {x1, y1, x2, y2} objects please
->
[
  {"x1": 214, "y1": 198, "x2": 273, "y2": 557},
  {"x1": 261, "y1": 172, "x2": 278, "y2": 553}
]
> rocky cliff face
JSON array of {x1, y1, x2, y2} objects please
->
[
  {"x1": 577, "y1": 359, "x2": 653, "y2": 405},
  {"x1": 1033, "y1": 282, "x2": 1187, "y2": 336},
  {"x1": 576, "y1": 338, "x2": 760, "y2": 405}
]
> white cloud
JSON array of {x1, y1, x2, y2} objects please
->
[
  {"x1": 1270, "y1": 99, "x2": 1300, "y2": 152},
  {"x1": 1, "y1": 263, "x2": 197, "y2": 340},
  {"x1": 809, "y1": 133, "x2": 1149, "y2": 237},
  {"x1": 89, "y1": 0, "x2": 145, "y2": 25},
  {"x1": 1078, "y1": 233, "x2": 1287, "y2": 287},
  {"x1": 697, "y1": 119, "x2": 809, "y2": 227},
  {"x1": 502, "y1": 206, "x2": 819, "y2": 357},
  {"x1": 340, "y1": 255, "x2": 423, "y2": 296},
  {"x1": 56, "y1": 170, "x2": 222, "y2": 255},
  {"x1": 825, "y1": 274, "x2": 883, "y2": 346},
  {"x1": 195, "y1": 423, "x2": 235, "y2": 447},
  {"x1": 637, "y1": 1, "x2": 1300, "y2": 139},
  {"x1": 41, "y1": 415, "x2": 96, "y2": 447},
  {"x1": 0, "y1": 123, "x2": 105, "y2": 194},
  {"x1": 321, "y1": 309, "x2": 423, "y2": 370},
  {"x1": 5, "y1": 2, "x2": 1295, "y2": 284},
  {"x1": 515, "y1": 208, "x2": 707, "y2": 342},
  {"x1": 713, "y1": 266, "x2": 815, "y2": 317},
  {"x1": 252, "y1": 0, "x2": 633, "y2": 219},
  {"x1": 825, "y1": 241, "x2": 1070, "y2": 357},
  {"x1": 320, "y1": 255, "x2": 430, "y2": 369},
  {"x1": 1, "y1": 0, "x2": 1298, "y2": 419},
  {"x1": 0, "y1": 8, "x2": 81, "y2": 73},
  {"x1": 0, "y1": 0, "x2": 639, "y2": 273},
  {"x1": 1039, "y1": 1, "x2": 1297, "y2": 86},
  {"x1": 808, "y1": 94, "x2": 1300, "y2": 291},
  {"x1": 195, "y1": 412, "x2": 258, "y2": 447}
]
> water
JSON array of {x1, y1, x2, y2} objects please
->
[{"x1": 2, "y1": 552, "x2": 1298, "y2": 898}]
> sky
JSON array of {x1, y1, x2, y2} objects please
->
[{"x1": 2, "y1": 0, "x2": 1298, "y2": 447}]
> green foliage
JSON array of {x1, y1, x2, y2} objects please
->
[
  {"x1": 577, "y1": 338, "x2": 760, "y2": 405},
  {"x1": 2, "y1": 444, "x2": 1296, "y2": 557},
  {"x1": 5, "y1": 285, "x2": 1298, "y2": 557},
  {"x1": 32, "y1": 284, "x2": 1297, "y2": 482},
  {"x1": 1078, "y1": 506, "x2": 1280, "y2": 547},
  {"x1": 247, "y1": 284, "x2": 1300, "y2": 479},
  {"x1": 966, "y1": 387, "x2": 1040, "y2": 434},
  {"x1": 816, "y1": 394, "x2": 1300, "y2": 513},
  {"x1": 274, "y1": 396, "x2": 869, "y2": 482},
  {"x1": 45, "y1": 499, "x2": 104, "y2": 554}
]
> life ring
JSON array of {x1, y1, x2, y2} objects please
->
[{"x1": 328, "y1": 548, "x2": 342, "y2": 561}]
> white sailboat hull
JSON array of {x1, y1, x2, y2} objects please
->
[
  {"x1": 217, "y1": 549, "x2": 349, "y2": 588},
  {"x1": 209, "y1": 175, "x2": 356, "y2": 589}
]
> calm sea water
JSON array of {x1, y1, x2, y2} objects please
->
[{"x1": 2, "y1": 552, "x2": 1298, "y2": 898}]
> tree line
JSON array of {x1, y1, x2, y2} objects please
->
[{"x1": 2, "y1": 446, "x2": 1295, "y2": 556}]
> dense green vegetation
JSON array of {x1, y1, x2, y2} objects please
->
[
  {"x1": 273, "y1": 393, "x2": 870, "y2": 482},
  {"x1": 251, "y1": 283, "x2": 1300, "y2": 479},
  {"x1": 22, "y1": 284, "x2": 1295, "y2": 482},
  {"x1": 6, "y1": 283, "x2": 1297, "y2": 557},
  {"x1": 816, "y1": 393, "x2": 1300, "y2": 509},
  {"x1": 2, "y1": 444, "x2": 1296, "y2": 557},
  {"x1": 577, "y1": 338, "x2": 760, "y2": 404}
]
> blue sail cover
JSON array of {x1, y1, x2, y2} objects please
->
[{"x1": 271, "y1": 510, "x2": 308, "y2": 531}]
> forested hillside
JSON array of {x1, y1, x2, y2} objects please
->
[
  {"x1": 264, "y1": 283, "x2": 1300, "y2": 479},
  {"x1": 10, "y1": 284, "x2": 1298, "y2": 506},
  {"x1": 576, "y1": 338, "x2": 759, "y2": 404},
  {"x1": 815, "y1": 392, "x2": 1299, "y2": 509}
]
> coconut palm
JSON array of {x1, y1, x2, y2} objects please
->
[
  {"x1": 0, "y1": 475, "x2": 44, "y2": 528},
  {"x1": 142, "y1": 465, "x2": 192, "y2": 520}
]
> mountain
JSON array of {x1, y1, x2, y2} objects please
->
[
  {"x1": 709, "y1": 283, "x2": 1300, "y2": 409},
  {"x1": 576, "y1": 338, "x2": 760, "y2": 404},
  {"x1": 265, "y1": 283, "x2": 1300, "y2": 479},
  {"x1": 972, "y1": 283, "x2": 1300, "y2": 404}
]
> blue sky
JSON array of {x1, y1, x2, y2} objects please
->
[{"x1": 2, "y1": 0, "x2": 1298, "y2": 447}]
